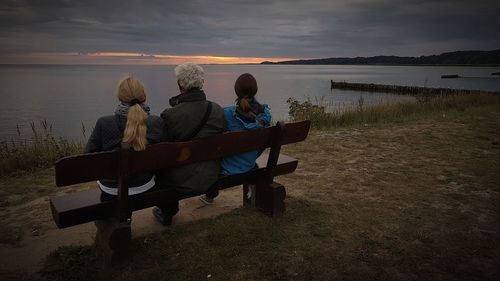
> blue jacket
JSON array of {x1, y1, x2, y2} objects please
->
[{"x1": 221, "y1": 105, "x2": 272, "y2": 175}]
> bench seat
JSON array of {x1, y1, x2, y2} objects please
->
[{"x1": 50, "y1": 153, "x2": 298, "y2": 228}]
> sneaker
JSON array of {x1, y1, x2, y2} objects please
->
[
  {"x1": 199, "y1": 195, "x2": 214, "y2": 205},
  {"x1": 152, "y1": 207, "x2": 173, "y2": 226},
  {"x1": 247, "y1": 185, "x2": 253, "y2": 199}
]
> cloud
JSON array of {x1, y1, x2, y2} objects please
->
[{"x1": 0, "y1": 0, "x2": 499, "y2": 62}]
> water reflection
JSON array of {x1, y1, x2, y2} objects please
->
[{"x1": 0, "y1": 64, "x2": 499, "y2": 140}]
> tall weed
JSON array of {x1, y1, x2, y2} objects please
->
[
  {"x1": 287, "y1": 93, "x2": 500, "y2": 129},
  {"x1": 0, "y1": 120, "x2": 84, "y2": 176}
]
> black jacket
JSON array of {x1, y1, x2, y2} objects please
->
[
  {"x1": 85, "y1": 114, "x2": 163, "y2": 189},
  {"x1": 156, "y1": 89, "x2": 226, "y2": 194}
]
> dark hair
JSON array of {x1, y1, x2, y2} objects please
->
[
  {"x1": 234, "y1": 73, "x2": 258, "y2": 113},
  {"x1": 234, "y1": 73, "x2": 257, "y2": 98}
]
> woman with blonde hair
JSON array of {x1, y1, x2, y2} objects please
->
[{"x1": 86, "y1": 77, "x2": 163, "y2": 198}]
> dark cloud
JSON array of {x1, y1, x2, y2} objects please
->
[{"x1": 0, "y1": 0, "x2": 499, "y2": 58}]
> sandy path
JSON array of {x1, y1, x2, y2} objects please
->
[{"x1": 0, "y1": 187, "x2": 242, "y2": 275}]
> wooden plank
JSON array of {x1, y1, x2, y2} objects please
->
[
  {"x1": 265, "y1": 121, "x2": 285, "y2": 183},
  {"x1": 50, "y1": 153, "x2": 298, "y2": 229},
  {"x1": 127, "y1": 127, "x2": 273, "y2": 174},
  {"x1": 54, "y1": 121, "x2": 310, "y2": 187},
  {"x1": 281, "y1": 120, "x2": 311, "y2": 145},
  {"x1": 55, "y1": 151, "x2": 118, "y2": 187},
  {"x1": 116, "y1": 143, "x2": 131, "y2": 221},
  {"x1": 50, "y1": 189, "x2": 114, "y2": 228},
  {"x1": 128, "y1": 120, "x2": 309, "y2": 174}
]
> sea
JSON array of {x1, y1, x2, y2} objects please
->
[{"x1": 0, "y1": 64, "x2": 499, "y2": 141}]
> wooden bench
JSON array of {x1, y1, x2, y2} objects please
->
[{"x1": 50, "y1": 120, "x2": 310, "y2": 265}]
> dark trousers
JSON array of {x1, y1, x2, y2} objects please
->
[{"x1": 158, "y1": 199, "x2": 179, "y2": 216}]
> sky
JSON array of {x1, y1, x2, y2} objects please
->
[{"x1": 1, "y1": 0, "x2": 499, "y2": 64}]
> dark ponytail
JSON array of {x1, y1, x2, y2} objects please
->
[
  {"x1": 237, "y1": 97, "x2": 252, "y2": 113},
  {"x1": 234, "y1": 73, "x2": 264, "y2": 122}
]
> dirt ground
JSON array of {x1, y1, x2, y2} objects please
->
[
  {"x1": 0, "y1": 186, "x2": 244, "y2": 276},
  {"x1": 0, "y1": 106, "x2": 499, "y2": 280}
]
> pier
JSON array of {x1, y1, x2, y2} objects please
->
[
  {"x1": 441, "y1": 74, "x2": 460, "y2": 79},
  {"x1": 330, "y1": 81, "x2": 500, "y2": 95}
]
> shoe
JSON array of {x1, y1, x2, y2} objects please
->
[
  {"x1": 199, "y1": 195, "x2": 214, "y2": 205},
  {"x1": 152, "y1": 207, "x2": 173, "y2": 226},
  {"x1": 247, "y1": 185, "x2": 253, "y2": 199}
]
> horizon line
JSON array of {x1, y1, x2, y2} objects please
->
[{"x1": 0, "y1": 52, "x2": 300, "y2": 65}]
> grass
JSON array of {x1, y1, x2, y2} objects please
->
[
  {"x1": 287, "y1": 93, "x2": 500, "y2": 129},
  {"x1": 42, "y1": 200, "x2": 352, "y2": 281},
  {"x1": 38, "y1": 101, "x2": 500, "y2": 281},
  {"x1": 0, "y1": 120, "x2": 84, "y2": 176},
  {"x1": 0, "y1": 90, "x2": 499, "y2": 280}
]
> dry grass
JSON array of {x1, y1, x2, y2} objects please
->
[
  {"x1": 38, "y1": 102, "x2": 500, "y2": 281},
  {"x1": 0, "y1": 120, "x2": 84, "y2": 176},
  {"x1": 287, "y1": 93, "x2": 500, "y2": 129}
]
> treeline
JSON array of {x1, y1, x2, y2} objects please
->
[{"x1": 261, "y1": 50, "x2": 500, "y2": 65}]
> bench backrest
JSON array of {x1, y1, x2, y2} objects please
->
[{"x1": 55, "y1": 120, "x2": 310, "y2": 220}]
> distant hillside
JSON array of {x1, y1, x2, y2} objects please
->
[{"x1": 261, "y1": 50, "x2": 500, "y2": 65}]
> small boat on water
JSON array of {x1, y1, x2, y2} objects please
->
[
  {"x1": 492, "y1": 72, "x2": 500, "y2": 76},
  {"x1": 441, "y1": 74, "x2": 460, "y2": 79}
]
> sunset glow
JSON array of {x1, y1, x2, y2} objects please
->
[{"x1": 1, "y1": 52, "x2": 297, "y2": 65}]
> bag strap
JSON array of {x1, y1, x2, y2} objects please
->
[{"x1": 180, "y1": 101, "x2": 213, "y2": 141}]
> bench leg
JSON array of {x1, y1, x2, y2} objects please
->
[
  {"x1": 243, "y1": 182, "x2": 286, "y2": 217},
  {"x1": 95, "y1": 218, "x2": 131, "y2": 266}
]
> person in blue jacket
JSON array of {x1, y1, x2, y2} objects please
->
[{"x1": 200, "y1": 73, "x2": 272, "y2": 204}]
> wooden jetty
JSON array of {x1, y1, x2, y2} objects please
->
[
  {"x1": 330, "y1": 81, "x2": 500, "y2": 95},
  {"x1": 441, "y1": 74, "x2": 460, "y2": 79}
]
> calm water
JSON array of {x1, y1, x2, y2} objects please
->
[{"x1": 1, "y1": 64, "x2": 499, "y2": 141}]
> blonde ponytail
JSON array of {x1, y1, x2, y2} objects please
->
[
  {"x1": 123, "y1": 104, "x2": 148, "y2": 151},
  {"x1": 117, "y1": 77, "x2": 148, "y2": 151}
]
